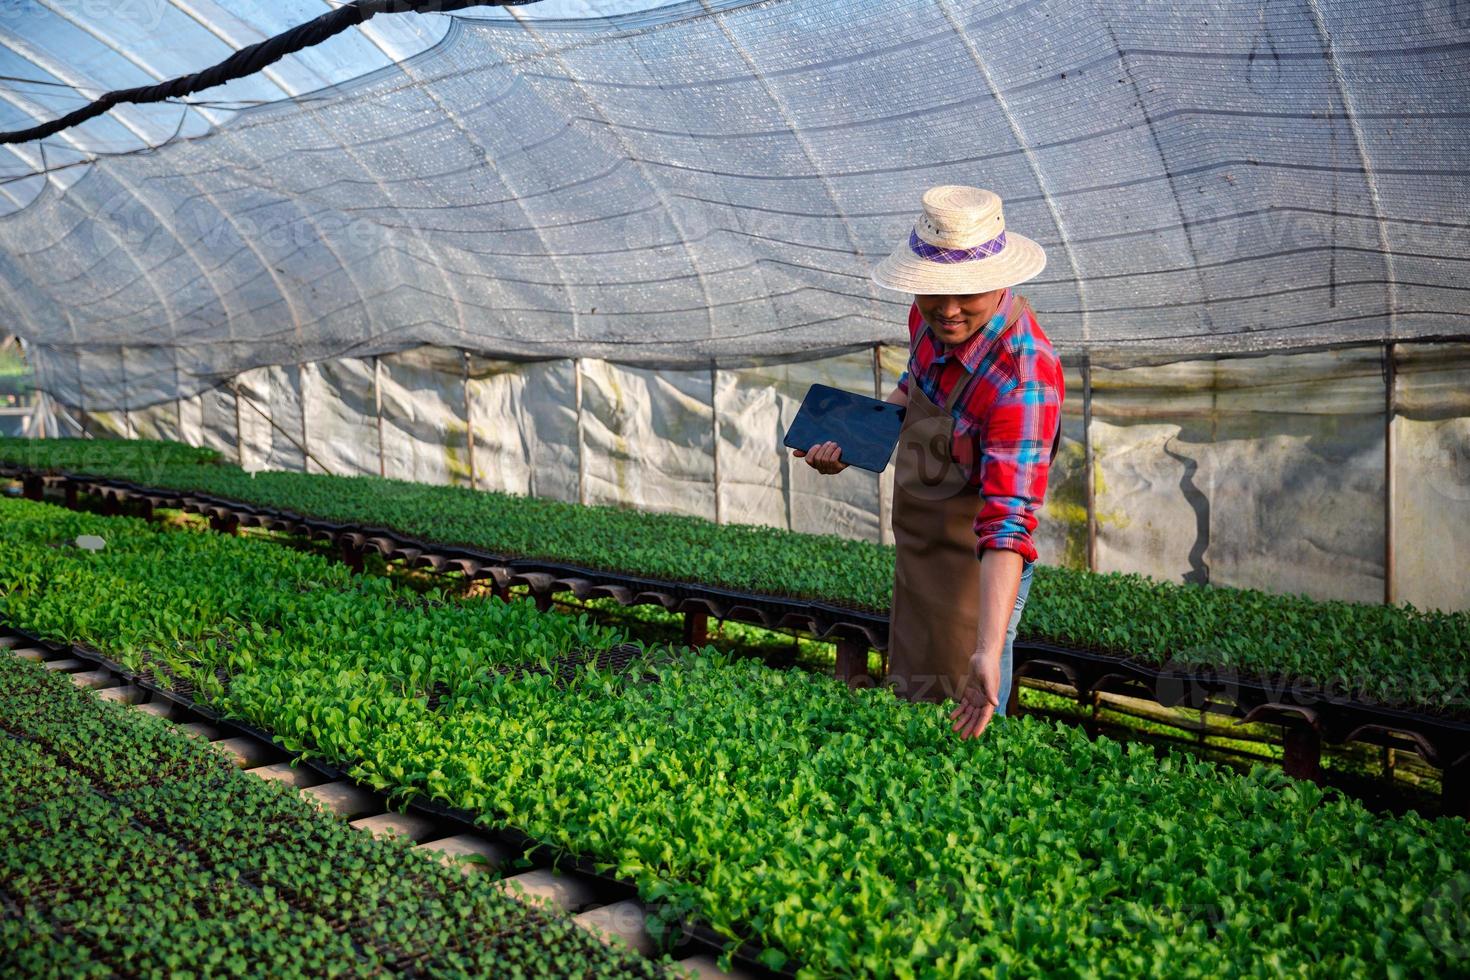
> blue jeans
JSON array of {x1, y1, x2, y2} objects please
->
[{"x1": 995, "y1": 558, "x2": 1035, "y2": 718}]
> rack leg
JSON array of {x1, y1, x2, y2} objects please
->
[
  {"x1": 835, "y1": 637, "x2": 871, "y2": 688},
  {"x1": 479, "y1": 572, "x2": 509, "y2": 603},
  {"x1": 1282, "y1": 722, "x2": 1323, "y2": 783},
  {"x1": 63, "y1": 481, "x2": 79, "y2": 509},
  {"x1": 682, "y1": 610, "x2": 709, "y2": 647},
  {"x1": 1079, "y1": 688, "x2": 1102, "y2": 739},
  {"x1": 337, "y1": 540, "x2": 365, "y2": 574},
  {"x1": 22, "y1": 475, "x2": 44, "y2": 501},
  {"x1": 1443, "y1": 756, "x2": 1470, "y2": 819}
]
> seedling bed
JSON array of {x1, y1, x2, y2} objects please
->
[
  {"x1": 1, "y1": 657, "x2": 671, "y2": 978},
  {"x1": 0, "y1": 621, "x2": 787, "y2": 979},
  {"x1": 18, "y1": 464, "x2": 1470, "y2": 813}
]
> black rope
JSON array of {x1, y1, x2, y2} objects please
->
[{"x1": 0, "y1": 0, "x2": 540, "y2": 146}]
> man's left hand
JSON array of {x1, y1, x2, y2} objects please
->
[{"x1": 949, "y1": 644, "x2": 1001, "y2": 739}]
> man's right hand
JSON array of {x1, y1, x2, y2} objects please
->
[{"x1": 793, "y1": 441, "x2": 848, "y2": 475}]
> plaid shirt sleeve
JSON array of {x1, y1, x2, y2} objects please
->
[{"x1": 974, "y1": 376, "x2": 1062, "y2": 563}]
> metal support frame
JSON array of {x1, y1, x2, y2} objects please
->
[
  {"x1": 119, "y1": 342, "x2": 135, "y2": 441},
  {"x1": 1282, "y1": 721, "x2": 1324, "y2": 783},
  {"x1": 463, "y1": 350, "x2": 476, "y2": 491},
  {"x1": 1082, "y1": 356, "x2": 1097, "y2": 572},
  {"x1": 1444, "y1": 755, "x2": 1470, "y2": 819},
  {"x1": 1081, "y1": 688, "x2": 1103, "y2": 739},
  {"x1": 208, "y1": 512, "x2": 239, "y2": 536},
  {"x1": 374, "y1": 355, "x2": 386, "y2": 479},
  {"x1": 874, "y1": 343, "x2": 893, "y2": 546},
  {"x1": 72, "y1": 345, "x2": 91, "y2": 438},
  {"x1": 233, "y1": 382, "x2": 244, "y2": 467},
  {"x1": 1384, "y1": 341, "x2": 1396, "y2": 605},
  {"x1": 298, "y1": 363, "x2": 311, "y2": 474},
  {"x1": 228, "y1": 381, "x2": 332, "y2": 476},
  {"x1": 574, "y1": 357, "x2": 588, "y2": 506},
  {"x1": 710, "y1": 359, "x2": 722, "y2": 525},
  {"x1": 338, "y1": 538, "x2": 365, "y2": 574}
]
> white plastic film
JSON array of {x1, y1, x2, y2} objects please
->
[
  {"x1": 300, "y1": 358, "x2": 379, "y2": 478},
  {"x1": 5, "y1": 0, "x2": 1466, "y2": 411},
  {"x1": 235, "y1": 364, "x2": 306, "y2": 474},
  {"x1": 580, "y1": 360, "x2": 716, "y2": 520},
  {"x1": 378, "y1": 348, "x2": 471, "y2": 488},
  {"x1": 718, "y1": 350, "x2": 883, "y2": 540},
  {"x1": 1091, "y1": 350, "x2": 1387, "y2": 602},
  {"x1": 466, "y1": 357, "x2": 581, "y2": 502},
  {"x1": 1393, "y1": 343, "x2": 1470, "y2": 613}
]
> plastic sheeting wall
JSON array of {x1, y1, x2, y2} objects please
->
[
  {"x1": 1091, "y1": 350, "x2": 1388, "y2": 602},
  {"x1": 86, "y1": 340, "x2": 1468, "y2": 613},
  {"x1": 1394, "y1": 344, "x2": 1470, "y2": 614}
]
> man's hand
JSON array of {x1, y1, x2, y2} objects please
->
[
  {"x1": 949, "y1": 644, "x2": 1002, "y2": 739},
  {"x1": 793, "y1": 441, "x2": 848, "y2": 475},
  {"x1": 950, "y1": 549, "x2": 1025, "y2": 740}
]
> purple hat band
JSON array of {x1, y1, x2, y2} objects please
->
[{"x1": 908, "y1": 228, "x2": 1007, "y2": 264}]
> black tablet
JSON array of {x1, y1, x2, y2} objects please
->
[{"x1": 782, "y1": 384, "x2": 905, "y2": 473}]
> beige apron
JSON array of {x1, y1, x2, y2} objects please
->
[{"x1": 887, "y1": 297, "x2": 1033, "y2": 704}]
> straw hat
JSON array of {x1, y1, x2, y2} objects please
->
[{"x1": 871, "y1": 186, "x2": 1046, "y2": 295}]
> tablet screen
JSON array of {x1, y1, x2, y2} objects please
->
[{"x1": 782, "y1": 384, "x2": 905, "y2": 473}]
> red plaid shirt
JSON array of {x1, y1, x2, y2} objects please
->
[{"x1": 896, "y1": 290, "x2": 1064, "y2": 563}]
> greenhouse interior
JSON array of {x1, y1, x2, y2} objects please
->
[{"x1": 1, "y1": 0, "x2": 1467, "y2": 976}]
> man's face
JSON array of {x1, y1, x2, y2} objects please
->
[{"x1": 914, "y1": 290, "x2": 1005, "y2": 347}]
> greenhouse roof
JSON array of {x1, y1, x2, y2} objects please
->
[
  {"x1": 0, "y1": 0, "x2": 672, "y2": 211},
  {"x1": 0, "y1": 0, "x2": 1466, "y2": 408}
]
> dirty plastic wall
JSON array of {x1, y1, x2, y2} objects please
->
[
  {"x1": 1393, "y1": 343, "x2": 1470, "y2": 614},
  {"x1": 87, "y1": 342, "x2": 1469, "y2": 613},
  {"x1": 720, "y1": 350, "x2": 888, "y2": 542},
  {"x1": 379, "y1": 348, "x2": 472, "y2": 488},
  {"x1": 467, "y1": 357, "x2": 580, "y2": 502},
  {"x1": 1090, "y1": 349, "x2": 1389, "y2": 603},
  {"x1": 581, "y1": 360, "x2": 716, "y2": 520},
  {"x1": 300, "y1": 359, "x2": 377, "y2": 478}
]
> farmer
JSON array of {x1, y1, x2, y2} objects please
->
[{"x1": 795, "y1": 186, "x2": 1063, "y2": 739}]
